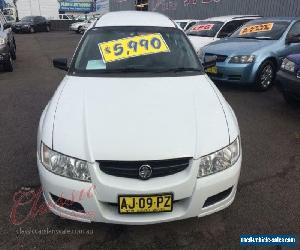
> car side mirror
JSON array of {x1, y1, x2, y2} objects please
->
[
  {"x1": 3, "y1": 23, "x2": 12, "y2": 29},
  {"x1": 53, "y1": 58, "x2": 69, "y2": 71},
  {"x1": 202, "y1": 55, "x2": 217, "y2": 70},
  {"x1": 286, "y1": 35, "x2": 300, "y2": 44}
]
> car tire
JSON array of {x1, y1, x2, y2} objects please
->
[
  {"x1": 77, "y1": 26, "x2": 82, "y2": 33},
  {"x1": 4, "y1": 53, "x2": 14, "y2": 72},
  {"x1": 30, "y1": 27, "x2": 35, "y2": 33},
  {"x1": 255, "y1": 60, "x2": 276, "y2": 91},
  {"x1": 46, "y1": 25, "x2": 50, "y2": 32},
  {"x1": 11, "y1": 44, "x2": 17, "y2": 60}
]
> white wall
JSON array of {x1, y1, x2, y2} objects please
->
[{"x1": 16, "y1": 0, "x2": 59, "y2": 19}]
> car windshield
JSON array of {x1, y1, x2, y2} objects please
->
[
  {"x1": 177, "y1": 22, "x2": 187, "y2": 29},
  {"x1": 231, "y1": 21, "x2": 291, "y2": 40},
  {"x1": 71, "y1": 26, "x2": 203, "y2": 76},
  {"x1": 186, "y1": 21, "x2": 224, "y2": 37},
  {"x1": 21, "y1": 16, "x2": 34, "y2": 22},
  {"x1": 5, "y1": 16, "x2": 14, "y2": 21}
]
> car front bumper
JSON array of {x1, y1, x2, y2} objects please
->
[
  {"x1": 37, "y1": 154, "x2": 242, "y2": 225},
  {"x1": 277, "y1": 70, "x2": 300, "y2": 99},
  {"x1": 207, "y1": 62, "x2": 256, "y2": 84},
  {"x1": 70, "y1": 26, "x2": 79, "y2": 31},
  {"x1": 13, "y1": 26, "x2": 31, "y2": 32}
]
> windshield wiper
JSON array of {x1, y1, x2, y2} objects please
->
[
  {"x1": 236, "y1": 36, "x2": 257, "y2": 39},
  {"x1": 100, "y1": 68, "x2": 153, "y2": 74},
  {"x1": 237, "y1": 36, "x2": 273, "y2": 40},
  {"x1": 154, "y1": 67, "x2": 202, "y2": 73},
  {"x1": 187, "y1": 34, "x2": 212, "y2": 37},
  {"x1": 254, "y1": 36, "x2": 273, "y2": 40}
]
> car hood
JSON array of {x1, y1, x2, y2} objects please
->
[
  {"x1": 188, "y1": 36, "x2": 216, "y2": 50},
  {"x1": 204, "y1": 38, "x2": 274, "y2": 55},
  {"x1": 72, "y1": 22, "x2": 85, "y2": 27},
  {"x1": 51, "y1": 75, "x2": 229, "y2": 161}
]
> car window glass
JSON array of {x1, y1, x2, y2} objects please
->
[
  {"x1": 232, "y1": 21, "x2": 291, "y2": 40},
  {"x1": 186, "y1": 22, "x2": 196, "y2": 30},
  {"x1": 72, "y1": 27, "x2": 202, "y2": 75},
  {"x1": 287, "y1": 21, "x2": 300, "y2": 38},
  {"x1": 186, "y1": 21, "x2": 224, "y2": 37},
  {"x1": 178, "y1": 22, "x2": 187, "y2": 29},
  {"x1": 218, "y1": 20, "x2": 248, "y2": 38}
]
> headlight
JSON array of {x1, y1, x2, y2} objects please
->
[
  {"x1": 0, "y1": 37, "x2": 5, "y2": 45},
  {"x1": 40, "y1": 143, "x2": 91, "y2": 182},
  {"x1": 198, "y1": 137, "x2": 240, "y2": 178},
  {"x1": 281, "y1": 58, "x2": 295, "y2": 72},
  {"x1": 229, "y1": 55, "x2": 255, "y2": 64}
]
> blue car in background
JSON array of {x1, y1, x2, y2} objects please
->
[
  {"x1": 201, "y1": 17, "x2": 300, "y2": 90},
  {"x1": 277, "y1": 54, "x2": 300, "y2": 104}
]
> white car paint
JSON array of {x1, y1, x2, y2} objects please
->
[
  {"x1": 70, "y1": 21, "x2": 86, "y2": 32},
  {"x1": 188, "y1": 36, "x2": 217, "y2": 51},
  {"x1": 37, "y1": 11, "x2": 241, "y2": 225},
  {"x1": 187, "y1": 15, "x2": 260, "y2": 52}
]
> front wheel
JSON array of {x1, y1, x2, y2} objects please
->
[
  {"x1": 255, "y1": 60, "x2": 276, "y2": 91},
  {"x1": 3, "y1": 53, "x2": 14, "y2": 72},
  {"x1": 76, "y1": 26, "x2": 82, "y2": 33},
  {"x1": 11, "y1": 43, "x2": 17, "y2": 60}
]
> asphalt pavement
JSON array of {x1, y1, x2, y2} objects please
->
[{"x1": 0, "y1": 31, "x2": 299, "y2": 250}]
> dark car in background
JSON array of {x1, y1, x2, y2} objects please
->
[
  {"x1": 0, "y1": 11, "x2": 16, "y2": 72},
  {"x1": 13, "y1": 16, "x2": 50, "y2": 33},
  {"x1": 277, "y1": 54, "x2": 300, "y2": 104}
]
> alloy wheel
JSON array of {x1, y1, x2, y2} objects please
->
[{"x1": 260, "y1": 64, "x2": 274, "y2": 88}]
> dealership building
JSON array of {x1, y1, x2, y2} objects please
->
[
  {"x1": 5, "y1": 0, "x2": 300, "y2": 20},
  {"x1": 111, "y1": 0, "x2": 300, "y2": 19}
]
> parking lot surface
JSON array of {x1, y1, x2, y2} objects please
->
[{"x1": 0, "y1": 32, "x2": 299, "y2": 250}]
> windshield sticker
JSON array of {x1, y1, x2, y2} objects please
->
[
  {"x1": 191, "y1": 24, "x2": 214, "y2": 31},
  {"x1": 239, "y1": 23, "x2": 274, "y2": 35},
  {"x1": 98, "y1": 33, "x2": 170, "y2": 63},
  {"x1": 86, "y1": 60, "x2": 106, "y2": 70}
]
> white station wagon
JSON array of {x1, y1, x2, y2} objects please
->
[
  {"x1": 37, "y1": 11, "x2": 242, "y2": 224},
  {"x1": 187, "y1": 15, "x2": 260, "y2": 56}
]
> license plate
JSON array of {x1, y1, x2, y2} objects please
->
[
  {"x1": 206, "y1": 66, "x2": 218, "y2": 74},
  {"x1": 118, "y1": 193, "x2": 173, "y2": 214}
]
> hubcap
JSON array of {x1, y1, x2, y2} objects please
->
[{"x1": 260, "y1": 64, "x2": 273, "y2": 88}]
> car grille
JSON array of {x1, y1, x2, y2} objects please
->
[
  {"x1": 97, "y1": 158, "x2": 191, "y2": 179},
  {"x1": 205, "y1": 53, "x2": 228, "y2": 62}
]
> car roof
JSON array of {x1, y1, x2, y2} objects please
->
[
  {"x1": 204, "y1": 15, "x2": 261, "y2": 22},
  {"x1": 247, "y1": 16, "x2": 300, "y2": 22},
  {"x1": 174, "y1": 19, "x2": 200, "y2": 22},
  {"x1": 95, "y1": 11, "x2": 176, "y2": 28}
]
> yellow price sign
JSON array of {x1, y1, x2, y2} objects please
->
[
  {"x1": 240, "y1": 23, "x2": 274, "y2": 35},
  {"x1": 98, "y1": 33, "x2": 170, "y2": 63}
]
